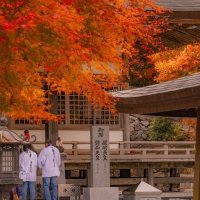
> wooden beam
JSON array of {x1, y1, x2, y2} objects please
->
[
  {"x1": 155, "y1": 177, "x2": 193, "y2": 184},
  {"x1": 148, "y1": 108, "x2": 197, "y2": 118},
  {"x1": 170, "y1": 18, "x2": 200, "y2": 24},
  {"x1": 170, "y1": 11, "x2": 200, "y2": 20},
  {"x1": 65, "y1": 177, "x2": 194, "y2": 186},
  {"x1": 161, "y1": 192, "x2": 193, "y2": 199},
  {"x1": 117, "y1": 95, "x2": 200, "y2": 115},
  {"x1": 169, "y1": 11, "x2": 200, "y2": 24},
  {"x1": 111, "y1": 178, "x2": 142, "y2": 186}
]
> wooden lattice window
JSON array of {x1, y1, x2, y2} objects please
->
[
  {"x1": 69, "y1": 93, "x2": 94, "y2": 125},
  {"x1": 69, "y1": 85, "x2": 121, "y2": 125},
  {"x1": 14, "y1": 85, "x2": 123, "y2": 126},
  {"x1": 15, "y1": 93, "x2": 66, "y2": 125},
  {"x1": 0, "y1": 145, "x2": 18, "y2": 172}
]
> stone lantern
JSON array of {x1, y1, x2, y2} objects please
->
[
  {"x1": 0, "y1": 116, "x2": 36, "y2": 200},
  {"x1": 123, "y1": 181, "x2": 162, "y2": 200}
]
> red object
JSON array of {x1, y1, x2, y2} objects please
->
[{"x1": 24, "y1": 132, "x2": 30, "y2": 141}]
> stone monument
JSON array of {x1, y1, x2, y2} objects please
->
[{"x1": 83, "y1": 125, "x2": 118, "y2": 200}]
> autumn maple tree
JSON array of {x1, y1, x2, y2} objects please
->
[
  {"x1": 152, "y1": 43, "x2": 200, "y2": 82},
  {"x1": 150, "y1": 44, "x2": 200, "y2": 139},
  {"x1": 0, "y1": 0, "x2": 166, "y2": 120},
  {"x1": 148, "y1": 35, "x2": 200, "y2": 140}
]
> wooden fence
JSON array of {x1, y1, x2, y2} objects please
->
[{"x1": 34, "y1": 141, "x2": 195, "y2": 161}]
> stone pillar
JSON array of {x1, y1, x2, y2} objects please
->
[
  {"x1": 194, "y1": 108, "x2": 200, "y2": 200},
  {"x1": 83, "y1": 126, "x2": 118, "y2": 200},
  {"x1": 84, "y1": 187, "x2": 118, "y2": 200},
  {"x1": 90, "y1": 126, "x2": 110, "y2": 187}
]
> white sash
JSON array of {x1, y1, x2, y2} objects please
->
[{"x1": 19, "y1": 152, "x2": 32, "y2": 182}]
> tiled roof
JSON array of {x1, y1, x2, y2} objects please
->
[
  {"x1": 113, "y1": 72, "x2": 200, "y2": 99},
  {"x1": 156, "y1": 0, "x2": 200, "y2": 11},
  {"x1": 113, "y1": 72, "x2": 200, "y2": 116},
  {"x1": 155, "y1": 0, "x2": 200, "y2": 48}
]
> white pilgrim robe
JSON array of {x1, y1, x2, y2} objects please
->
[{"x1": 38, "y1": 145, "x2": 61, "y2": 177}]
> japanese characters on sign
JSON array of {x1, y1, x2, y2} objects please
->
[
  {"x1": 91, "y1": 126, "x2": 110, "y2": 187},
  {"x1": 94, "y1": 127, "x2": 109, "y2": 162}
]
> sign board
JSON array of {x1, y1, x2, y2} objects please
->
[{"x1": 91, "y1": 126, "x2": 110, "y2": 187}]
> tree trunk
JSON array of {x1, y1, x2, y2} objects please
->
[{"x1": 49, "y1": 92, "x2": 58, "y2": 146}]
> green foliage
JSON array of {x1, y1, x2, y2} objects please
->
[{"x1": 149, "y1": 117, "x2": 189, "y2": 141}]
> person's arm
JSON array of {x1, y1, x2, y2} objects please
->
[
  {"x1": 56, "y1": 149, "x2": 61, "y2": 167},
  {"x1": 19, "y1": 153, "x2": 25, "y2": 171},
  {"x1": 33, "y1": 152, "x2": 38, "y2": 168},
  {"x1": 38, "y1": 149, "x2": 46, "y2": 168}
]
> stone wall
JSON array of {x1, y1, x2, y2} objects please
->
[
  {"x1": 130, "y1": 114, "x2": 195, "y2": 141},
  {"x1": 130, "y1": 115, "x2": 152, "y2": 141}
]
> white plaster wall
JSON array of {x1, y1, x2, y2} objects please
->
[{"x1": 14, "y1": 129, "x2": 123, "y2": 149}]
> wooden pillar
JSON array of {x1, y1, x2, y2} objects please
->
[
  {"x1": 123, "y1": 114, "x2": 130, "y2": 152},
  {"x1": 169, "y1": 168, "x2": 179, "y2": 192},
  {"x1": 43, "y1": 81, "x2": 50, "y2": 142},
  {"x1": 45, "y1": 120, "x2": 50, "y2": 141},
  {"x1": 147, "y1": 166, "x2": 154, "y2": 186},
  {"x1": 194, "y1": 107, "x2": 200, "y2": 200},
  {"x1": 49, "y1": 92, "x2": 58, "y2": 146},
  {"x1": 123, "y1": 113, "x2": 130, "y2": 142},
  {"x1": 87, "y1": 164, "x2": 91, "y2": 187}
]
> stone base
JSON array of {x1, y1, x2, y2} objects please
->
[
  {"x1": 124, "y1": 195, "x2": 161, "y2": 200},
  {"x1": 83, "y1": 187, "x2": 118, "y2": 200}
]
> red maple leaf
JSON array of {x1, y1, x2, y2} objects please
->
[{"x1": 62, "y1": 0, "x2": 74, "y2": 5}]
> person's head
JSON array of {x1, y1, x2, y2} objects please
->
[
  {"x1": 24, "y1": 130, "x2": 29, "y2": 134},
  {"x1": 57, "y1": 137, "x2": 61, "y2": 141},
  {"x1": 23, "y1": 144, "x2": 31, "y2": 152},
  {"x1": 45, "y1": 139, "x2": 52, "y2": 147}
]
